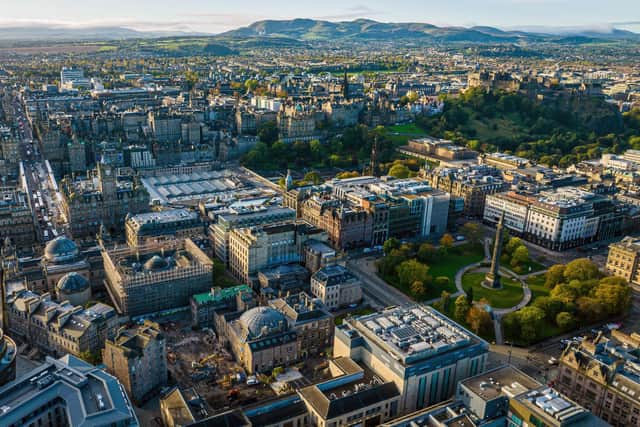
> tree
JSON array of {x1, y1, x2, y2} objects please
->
[
  {"x1": 502, "y1": 312, "x2": 520, "y2": 339},
  {"x1": 510, "y1": 245, "x2": 530, "y2": 268},
  {"x1": 417, "y1": 243, "x2": 437, "y2": 263},
  {"x1": 336, "y1": 171, "x2": 360, "y2": 179},
  {"x1": 517, "y1": 306, "x2": 546, "y2": 344},
  {"x1": 454, "y1": 295, "x2": 471, "y2": 322},
  {"x1": 439, "y1": 233, "x2": 455, "y2": 251},
  {"x1": 556, "y1": 312, "x2": 576, "y2": 331},
  {"x1": 575, "y1": 296, "x2": 606, "y2": 322},
  {"x1": 466, "y1": 299, "x2": 493, "y2": 335},
  {"x1": 505, "y1": 237, "x2": 524, "y2": 255},
  {"x1": 593, "y1": 277, "x2": 631, "y2": 315},
  {"x1": 435, "y1": 276, "x2": 450, "y2": 288},
  {"x1": 545, "y1": 265, "x2": 566, "y2": 289},
  {"x1": 396, "y1": 259, "x2": 430, "y2": 288},
  {"x1": 461, "y1": 222, "x2": 482, "y2": 245},
  {"x1": 383, "y1": 238, "x2": 400, "y2": 255},
  {"x1": 439, "y1": 291, "x2": 451, "y2": 312},
  {"x1": 184, "y1": 70, "x2": 199, "y2": 91},
  {"x1": 388, "y1": 163, "x2": 411, "y2": 179},
  {"x1": 78, "y1": 350, "x2": 101, "y2": 366},
  {"x1": 257, "y1": 121, "x2": 279, "y2": 146},
  {"x1": 303, "y1": 171, "x2": 323, "y2": 185},
  {"x1": 532, "y1": 297, "x2": 565, "y2": 323},
  {"x1": 411, "y1": 280, "x2": 427, "y2": 299},
  {"x1": 563, "y1": 258, "x2": 600, "y2": 282}
]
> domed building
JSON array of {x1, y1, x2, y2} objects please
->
[
  {"x1": 56, "y1": 272, "x2": 92, "y2": 306},
  {"x1": 227, "y1": 306, "x2": 298, "y2": 374},
  {"x1": 42, "y1": 236, "x2": 90, "y2": 297}
]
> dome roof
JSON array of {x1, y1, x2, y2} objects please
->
[
  {"x1": 56, "y1": 272, "x2": 90, "y2": 294},
  {"x1": 144, "y1": 255, "x2": 169, "y2": 271},
  {"x1": 239, "y1": 306, "x2": 287, "y2": 340},
  {"x1": 44, "y1": 236, "x2": 79, "y2": 263}
]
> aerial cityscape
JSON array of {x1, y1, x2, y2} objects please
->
[{"x1": 1, "y1": 2, "x2": 640, "y2": 426}]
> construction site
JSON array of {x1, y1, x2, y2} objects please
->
[{"x1": 163, "y1": 319, "x2": 278, "y2": 412}]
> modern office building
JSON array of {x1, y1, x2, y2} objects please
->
[
  {"x1": 484, "y1": 188, "x2": 621, "y2": 251},
  {"x1": 103, "y1": 239, "x2": 213, "y2": 316},
  {"x1": 102, "y1": 320, "x2": 168, "y2": 404},
  {"x1": 334, "y1": 304, "x2": 489, "y2": 414},
  {"x1": 0, "y1": 355, "x2": 139, "y2": 427},
  {"x1": 310, "y1": 264, "x2": 362, "y2": 310},
  {"x1": 382, "y1": 364, "x2": 606, "y2": 427},
  {"x1": 125, "y1": 208, "x2": 203, "y2": 247},
  {"x1": 6, "y1": 289, "x2": 117, "y2": 358}
]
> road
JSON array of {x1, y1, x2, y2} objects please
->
[
  {"x1": 8, "y1": 91, "x2": 66, "y2": 243},
  {"x1": 346, "y1": 256, "x2": 414, "y2": 309}
]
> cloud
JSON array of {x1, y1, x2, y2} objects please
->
[{"x1": 314, "y1": 5, "x2": 384, "y2": 21}]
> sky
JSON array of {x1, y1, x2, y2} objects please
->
[{"x1": 1, "y1": 0, "x2": 639, "y2": 33}]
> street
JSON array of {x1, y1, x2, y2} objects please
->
[{"x1": 9, "y1": 91, "x2": 66, "y2": 244}]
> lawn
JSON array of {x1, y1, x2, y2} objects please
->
[
  {"x1": 526, "y1": 274, "x2": 550, "y2": 300},
  {"x1": 386, "y1": 123, "x2": 427, "y2": 135},
  {"x1": 379, "y1": 244, "x2": 484, "y2": 301},
  {"x1": 461, "y1": 272, "x2": 524, "y2": 309}
]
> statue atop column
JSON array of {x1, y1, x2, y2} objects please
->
[{"x1": 484, "y1": 212, "x2": 505, "y2": 289}]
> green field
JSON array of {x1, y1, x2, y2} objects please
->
[
  {"x1": 380, "y1": 244, "x2": 484, "y2": 301},
  {"x1": 461, "y1": 272, "x2": 524, "y2": 309},
  {"x1": 386, "y1": 123, "x2": 428, "y2": 135},
  {"x1": 526, "y1": 274, "x2": 550, "y2": 300}
]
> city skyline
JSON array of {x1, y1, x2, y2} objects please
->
[{"x1": 1, "y1": 0, "x2": 640, "y2": 34}]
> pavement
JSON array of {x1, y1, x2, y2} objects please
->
[{"x1": 346, "y1": 257, "x2": 414, "y2": 309}]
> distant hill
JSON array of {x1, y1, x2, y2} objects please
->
[
  {"x1": 0, "y1": 26, "x2": 204, "y2": 41},
  {"x1": 219, "y1": 19, "x2": 640, "y2": 43},
  {"x1": 0, "y1": 19, "x2": 637, "y2": 44}
]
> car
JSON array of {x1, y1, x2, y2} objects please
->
[
  {"x1": 455, "y1": 235, "x2": 466, "y2": 241},
  {"x1": 246, "y1": 375, "x2": 260, "y2": 386},
  {"x1": 548, "y1": 357, "x2": 558, "y2": 365}
]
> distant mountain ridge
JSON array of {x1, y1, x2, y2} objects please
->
[
  {"x1": 0, "y1": 26, "x2": 204, "y2": 41},
  {"x1": 0, "y1": 19, "x2": 638, "y2": 43},
  {"x1": 219, "y1": 18, "x2": 640, "y2": 43}
]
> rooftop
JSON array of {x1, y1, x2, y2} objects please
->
[
  {"x1": 127, "y1": 208, "x2": 199, "y2": 229},
  {"x1": 0, "y1": 355, "x2": 138, "y2": 426},
  {"x1": 460, "y1": 365, "x2": 540, "y2": 401},
  {"x1": 346, "y1": 305, "x2": 477, "y2": 365}
]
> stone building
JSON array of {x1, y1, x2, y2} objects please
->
[
  {"x1": 103, "y1": 239, "x2": 213, "y2": 316},
  {"x1": 228, "y1": 220, "x2": 326, "y2": 285},
  {"x1": 226, "y1": 306, "x2": 298, "y2": 374},
  {"x1": 125, "y1": 208, "x2": 203, "y2": 248},
  {"x1": 0, "y1": 188, "x2": 36, "y2": 250},
  {"x1": 606, "y1": 236, "x2": 640, "y2": 288},
  {"x1": 190, "y1": 285, "x2": 256, "y2": 328},
  {"x1": 0, "y1": 329, "x2": 16, "y2": 387},
  {"x1": 59, "y1": 162, "x2": 150, "y2": 237},
  {"x1": 55, "y1": 272, "x2": 92, "y2": 306},
  {"x1": 103, "y1": 321, "x2": 168, "y2": 404},
  {"x1": 41, "y1": 236, "x2": 90, "y2": 297},
  {"x1": 6, "y1": 289, "x2": 117, "y2": 358},
  {"x1": 269, "y1": 292, "x2": 334, "y2": 358},
  {"x1": 556, "y1": 330, "x2": 640, "y2": 427},
  {"x1": 310, "y1": 265, "x2": 362, "y2": 310}
]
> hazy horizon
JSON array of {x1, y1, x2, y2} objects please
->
[{"x1": 1, "y1": 0, "x2": 639, "y2": 34}]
